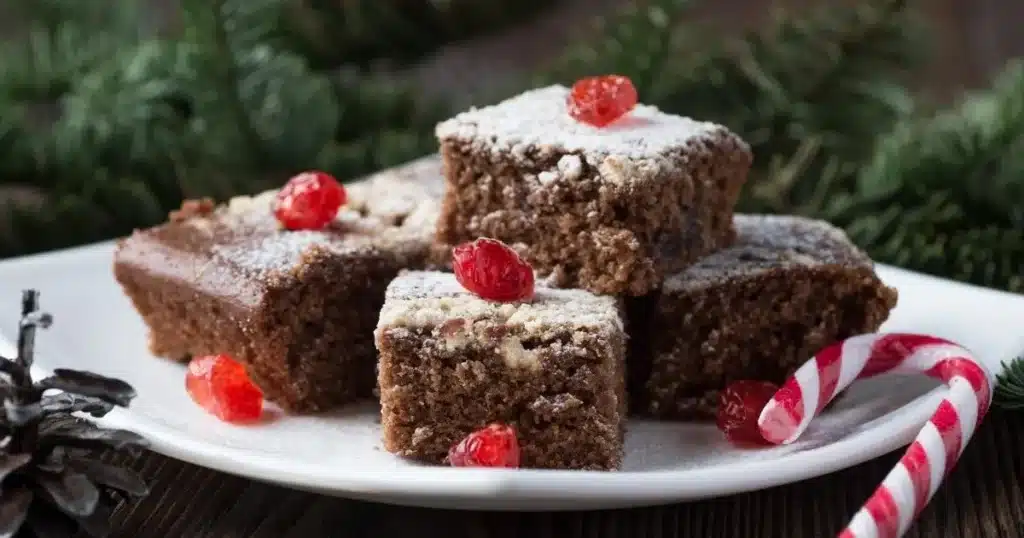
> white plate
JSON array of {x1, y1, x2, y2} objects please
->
[{"x1": 0, "y1": 242, "x2": 1021, "y2": 511}]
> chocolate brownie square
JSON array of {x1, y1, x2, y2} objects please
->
[
  {"x1": 435, "y1": 85, "x2": 752, "y2": 296},
  {"x1": 375, "y1": 271, "x2": 627, "y2": 470},
  {"x1": 113, "y1": 156, "x2": 444, "y2": 412},
  {"x1": 637, "y1": 214, "x2": 899, "y2": 419}
]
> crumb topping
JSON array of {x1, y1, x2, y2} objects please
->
[
  {"x1": 377, "y1": 271, "x2": 623, "y2": 335},
  {"x1": 209, "y1": 225, "x2": 376, "y2": 276}
]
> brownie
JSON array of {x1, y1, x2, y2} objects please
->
[
  {"x1": 375, "y1": 271, "x2": 627, "y2": 470},
  {"x1": 113, "y1": 155, "x2": 445, "y2": 412},
  {"x1": 637, "y1": 214, "x2": 899, "y2": 419},
  {"x1": 434, "y1": 85, "x2": 752, "y2": 296}
]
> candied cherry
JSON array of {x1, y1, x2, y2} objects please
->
[
  {"x1": 448, "y1": 423, "x2": 521, "y2": 468},
  {"x1": 452, "y1": 238, "x2": 535, "y2": 302},
  {"x1": 273, "y1": 171, "x2": 347, "y2": 230},
  {"x1": 186, "y1": 354, "x2": 263, "y2": 423},
  {"x1": 716, "y1": 380, "x2": 779, "y2": 447},
  {"x1": 567, "y1": 75, "x2": 639, "y2": 127}
]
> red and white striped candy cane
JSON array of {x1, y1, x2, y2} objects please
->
[{"x1": 757, "y1": 333, "x2": 993, "y2": 538}]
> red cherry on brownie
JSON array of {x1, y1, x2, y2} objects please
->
[
  {"x1": 567, "y1": 75, "x2": 639, "y2": 127},
  {"x1": 186, "y1": 354, "x2": 263, "y2": 423},
  {"x1": 716, "y1": 380, "x2": 778, "y2": 447},
  {"x1": 452, "y1": 238, "x2": 535, "y2": 302},
  {"x1": 448, "y1": 423, "x2": 521, "y2": 468},
  {"x1": 273, "y1": 171, "x2": 347, "y2": 230}
]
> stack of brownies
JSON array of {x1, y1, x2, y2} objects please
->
[{"x1": 114, "y1": 81, "x2": 899, "y2": 471}]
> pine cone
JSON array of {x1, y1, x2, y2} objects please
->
[{"x1": 0, "y1": 290, "x2": 149, "y2": 538}]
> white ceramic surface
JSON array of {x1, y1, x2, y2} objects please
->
[{"x1": 0, "y1": 242, "x2": 1021, "y2": 511}]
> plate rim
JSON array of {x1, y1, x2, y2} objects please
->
[
  {"x1": 0, "y1": 239, "x2": 1021, "y2": 509},
  {"x1": 20, "y1": 356, "x2": 943, "y2": 505}
]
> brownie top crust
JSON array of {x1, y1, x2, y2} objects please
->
[
  {"x1": 435, "y1": 85, "x2": 746, "y2": 176},
  {"x1": 116, "y1": 156, "x2": 444, "y2": 303},
  {"x1": 377, "y1": 271, "x2": 623, "y2": 334},
  {"x1": 664, "y1": 214, "x2": 875, "y2": 293}
]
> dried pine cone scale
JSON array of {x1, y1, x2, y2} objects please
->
[
  {"x1": 36, "y1": 370, "x2": 137, "y2": 408},
  {"x1": 37, "y1": 416, "x2": 147, "y2": 454},
  {"x1": 0, "y1": 290, "x2": 149, "y2": 538},
  {"x1": 35, "y1": 469, "x2": 101, "y2": 518},
  {"x1": 0, "y1": 453, "x2": 32, "y2": 480},
  {"x1": 40, "y1": 393, "x2": 116, "y2": 419},
  {"x1": 0, "y1": 487, "x2": 33, "y2": 536},
  {"x1": 66, "y1": 458, "x2": 149, "y2": 498}
]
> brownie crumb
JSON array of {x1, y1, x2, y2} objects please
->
[{"x1": 169, "y1": 198, "x2": 215, "y2": 222}]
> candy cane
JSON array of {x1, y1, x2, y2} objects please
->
[{"x1": 757, "y1": 333, "x2": 993, "y2": 538}]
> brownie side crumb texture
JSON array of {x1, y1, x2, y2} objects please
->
[
  {"x1": 375, "y1": 271, "x2": 627, "y2": 470},
  {"x1": 113, "y1": 156, "x2": 445, "y2": 412},
  {"x1": 638, "y1": 214, "x2": 900, "y2": 419},
  {"x1": 434, "y1": 85, "x2": 751, "y2": 296}
]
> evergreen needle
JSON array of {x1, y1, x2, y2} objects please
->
[
  {"x1": 994, "y1": 357, "x2": 1024, "y2": 410},
  {"x1": 0, "y1": 0, "x2": 1020, "y2": 300}
]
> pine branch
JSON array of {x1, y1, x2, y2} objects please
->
[
  {"x1": 5, "y1": 0, "x2": 142, "y2": 34},
  {"x1": 539, "y1": 0, "x2": 693, "y2": 103},
  {"x1": 180, "y1": 0, "x2": 266, "y2": 167},
  {"x1": 0, "y1": 0, "x2": 143, "y2": 100},
  {"x1": 826, "y1": 60, "x2": 1024, "y2": 293},
  {"x1": 543, "y1": 0, "x2": 925, "y2": 214},
  {"x1": 0, "y1": 99, "x2": 37, "y2": 183},
  {"x1": 0, "y1": 26, "x2": 115, "y2": 100},
  {"x1": 209, "y1": 7, "x2": 265, "y2": 165},
  {"x1": 178, "y1": 0, "x2": 347, "y2": 175},
  {"x1": 281, "y1": 0, "x2": 559, "y2": 70},
  {"x1": 995, "y1": 357, "x2": 1024, "y2": 410},
  {"x1": 683, "y1": 0, "x2": 923, "y2": 214},
  {"x1": 55, "y1": 41, "x2": 198, "y2": 163},
  {"x1": 0, "y1": 0, "x2": 453, "y2": 257},
  {"x1": 218, "y1": 0, "x2": 291, "y2": 51},
  {"x1": 0, "y1": 0, "x2": 153, "y2": 199}
]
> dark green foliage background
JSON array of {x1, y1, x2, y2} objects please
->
[{"x1": 0, "y1": 0, "x2": 1021, "y2": 294}]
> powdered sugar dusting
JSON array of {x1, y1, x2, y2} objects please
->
[
  {"x1": 664, "y1": 214, "x2": 874, "y2": 292},
  {"x1": 205, "y1": 157, "x2": 444, "y2": 277},
  {"x1": 377, "y1": 271, "x2": 623, "y2": 335},
  {"x1": 436, "y1": 85, "x2": 728, "y2": 161},
  {"x1": 733, "y1": 214, "x2": 857, "y2": 253},
  {"x1": 211, "y1": 230, "x2": 356, "y2": 275}
]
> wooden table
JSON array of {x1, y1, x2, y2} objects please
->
[{"x1": 98, "y1": 409, "x2": 1024, "y2": 537}]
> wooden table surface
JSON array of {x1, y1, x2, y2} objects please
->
[{"x1": 97, "y1": 409, "x2": 1024, "y2": 538}]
